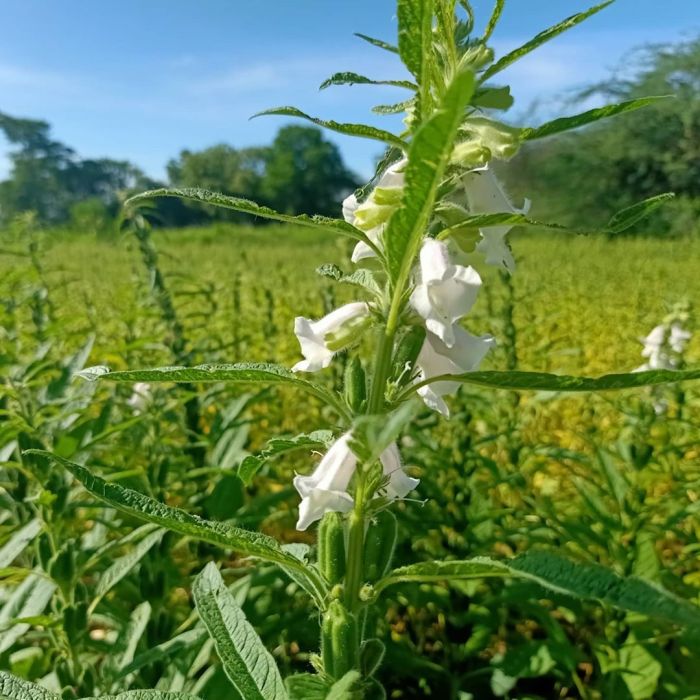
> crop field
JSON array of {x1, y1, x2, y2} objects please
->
[{"x1": 2, "y1": 223, "x2": 699, "y2": 699}]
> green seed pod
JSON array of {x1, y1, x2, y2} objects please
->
[
  {"x1": 360, "y1": 638, "x2": 386, "y2": 677},
  {"x1": 344, "y1": 357, "x2": 367, "y2": 413},
  {"x1": 318, "y1": 512, "x2": 346, "y2": 586},
  {"x1": 321, "y1": 600, "x2": 359, "y2": 680},
  {"x1": 392, "y1": 325, "x2": 426, "y2": 384},
  {"x1": 363, "y1": 511, "x2": 398, "y2": 583}
]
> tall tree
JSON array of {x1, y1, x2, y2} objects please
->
[{"x1": 261, "y1": 125, "x2": 359, "y2": 217}]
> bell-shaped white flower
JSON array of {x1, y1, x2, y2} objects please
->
[
  {"x1": 379, "y1": 442, "x2": 419, "y2": 499},
  {"x1": 416, "y1": 328, "x2": 495, "y2": 417},
  {"x1": 127, "y1": 382, "x2": 152, "y2": 415},
  {"x1": 669, "y1": 323, "x2": 691, "y2": 353},
  {"x1": 462, "y1": 166, "x2": 529, "y2": 273},
  {"x1": 410, "y1": 239, "x2": 482, "y2": 348},
  {"x1": 293, "y1": 434, "x2": 418, "y2": 530},
  {"x1": 292, "y1": 302, "x2": 370, "y2": 373},
  {"x1": 342, "y1": 158, "x2": 407, "y2": 263},
  {"x1": 294, "y1": 433, "x2": 357, "y2": 531}
]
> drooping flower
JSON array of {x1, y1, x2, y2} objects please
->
[
  {"x1": 410, "y1": 239, "x2": 482, "y2": 348},
  {"x1": 415, "y1": 328, "x2": 495, "y2": 417},
  {"x1": 636, "y1": 322, "x2": 692, "y2": 371},
  {"x1": 127, "y1": 382, "x2": 152, "y2": 415},
  {"x1": 294, "y1": 433, "x2": 418, "y2": 530},
  {"x1": 342, "y1": 158, "x2": 407, "y2": 263},
  {"x1": 294, "y1": 433, "x2": 357, "y2": 531},
  {"x1": 670, "y1": 323, "x2": 692, "y2": 353},
  {"x1": 462, "y1": 166, "x2": 530, "y2": 273},
  {"x1": 378, "y1": 442, "x2": 420, "y2": 499},
  {"x1": 292, "y1": 302, "x2": 370, "y2": 372}
]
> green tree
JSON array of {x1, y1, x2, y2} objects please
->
[
  {"x1": 0, "y1": 111, "x2": 146, "y2": 225},
  {"x1": 261, "y1": 125, "x2": 360, "y2": 217},
  {"x1": 506, "y1": 36, "x2": 700, "y2": 233}
]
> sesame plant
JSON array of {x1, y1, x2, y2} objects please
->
[{"x1": 5, "y1": 1, "x2": 700, "y2": 699}]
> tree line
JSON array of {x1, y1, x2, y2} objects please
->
[
  {"x1": 1, "y1": 35, "x2": 698, "y2": 234},
  {"x1": 0, "y1": 117, "x2": 359, "y2": 231}
]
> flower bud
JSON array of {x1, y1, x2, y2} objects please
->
[
  {"x1": 318, "y1": 512, "x2": 346, "y2": 586},
  {"x1": 464, "y1": 117, "x2": 521, "y2": 160}
]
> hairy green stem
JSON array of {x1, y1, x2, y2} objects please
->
[{"x1": 344, "y1": 477, "x2": 366, "y2": 612}]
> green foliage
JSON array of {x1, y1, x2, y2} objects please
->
[{"x1": 192, "y1": 563, "x2": 287, "y2": 700}]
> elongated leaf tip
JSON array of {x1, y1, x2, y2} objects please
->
[{"x1": 76, "y1": 365, "x2": 111, "y2": 381}]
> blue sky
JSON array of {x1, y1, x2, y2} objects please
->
[{"x1": 0, "y1": 0, "x2": 698, "y2": 181}]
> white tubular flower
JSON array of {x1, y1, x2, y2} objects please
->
[
  {"x1": 293, "y1": 435, "x2": 418, "y2": 530},
  {"x1": 379, "y1": 442, "x2": 419, "y2": 499},
  {"x1": 670, "y1": 324, "x2": 691, "y2": 353},
  {"x1": 342, "y1": 158, "x2": 407, "y2": 263},
  {"x1": 127, "y1": 382, "x2": 152, "y2": 415},
  {"x1": 637, "y1": 324, "x2": 667, "y2": 371},
  {"x1": 294, "y1": 433, "x2": 357, "y2": 531},
  {"x1": 462, "y1": 166, "x2": 529, "y2": 273},
  {"x1": 292, "y1": 302, "x2": 370, "y2": 373},
  {"x1": 410, "y1": 239, "x2": 482, "y2": 348},
  {"x1": 416, "y1": 329, "x2": 495, "y2": 417}
]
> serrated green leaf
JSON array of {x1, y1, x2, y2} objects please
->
[
  {"x1": 0, "y1": 520, "x2": 42, "y2": 569},
  {"x1": 27, "y1": 451, "x2": 318, "y2": 580},
  {"x1": 384, "y1": 69, "x2": 475, "y2": 287},
  {"x1": 253, "y1": 107, "x2": 406, "y2": 150},
  {"x1": 521, "y1": 96, "x2": 670, "y2": 141},
  {"x1": 377, "y1": 551, "x2": 700, "y2": 628},
  {"x1": 482, "y1": 1, "x2": 614, "y2": 81},
  {"x1": 483, "y1": 0, "x2": 505, "y2": 42},
  {"x1": 409, "y1": 367, "x2": 700, "y2": 395},
  {"x1": 397, "y1": 0, "x2": 433, "y2": 95},
  {"x1": 372, "y1": 99, "x2": 414, "y2": 115},
  {"x1": 83, "y1": 693, "x2": 202, "y2": 700},
  {"x1": 509, "y1": 551, "x2": 700, "y2": 628},
  {"x1": 238, "y1": 431, "x2": 333, "y2": 485},
  {"x1": 192, "y1": 563, "x2": 287, "y2": 700},
  {"x1": 0, "y1": 672, "x2": 59, "y2": 699},
  {"x1": 76, "y1": 363, "x2": 349, "y2": 420},
  {"x1": 353, "y1": 33, "x2": 399, "y2": 54},
  {"x1": 319, "y1": 72, "x2": 416, "y2": 91},
  {"x1": 125, "y1": 189, "x2": 369, "y2": 243},
  {"x1": 606, "y1": 193, "x2": 675, "y2": 233}
]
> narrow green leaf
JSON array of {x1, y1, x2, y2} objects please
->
[
  {"x1": 192, "y1": 563, "x2": 287, "y2": 700},
  {"x1": 83, "y1": 693, "x2": 202, "y2": 700},
  {"x1": 0, "y1": 520, "x2": 42, "y2": 568},
  {"x1": 0, "y1": 672, "x2": 59, "y2": 700},
  {"x1": 238, "y1": 431, "x2": 333, "y2": 485},
  {"x1": 113, "y1": 601, "x2": 152, "y2": 674},
  {"x1": 521, "y1": 96, "x2": 670, "y2": 141},
  {"x1": 606, "y1": 193, "x2": 676, "y2": 234},
  {"x1": 85, "y1": 694, "x2": 200, "y2": 700},
  {"x1": 375, "y1": 557, "x2": 510, "y2": 593},
  {"x1": 509, "y1": 551, "x2": 700, "y2": 629},
  {"x1": 319, "y1": 72, "x2": 417, "y2": 91},
  {"x1": 377, "y1": 552, "x2": 700, "y2": 629},
  {"x1": 325, "y1": 671, "x2": 362, "y2": 700},
  {"x1": 483, "y1": 0, "x2": 505, "y2": 41},
  {"x1": 27, "y1": 451, "x2": 315, "y2": 574},
  {"x1": 125, "y1": 189, "x2": 368, "y2": 243},
  {"x1": 437, "y1": 211, "x2": 591, "y2": 239},
  {"x1": 354, "y1": 33, "x2": 399, "y2": 54},
  {"x1": 411, "y1": 367, "x2": 700, "y2": 394},
  {"x1": 252, "y1": 107, "x2": 406, "y2": 150},
  {"x1": 384, "y1": 69, "x2": 475, "y2": 286},
  {"x1": 90, "y1": 528, "x2": 165, "y2": 613},
  {"x1": 76, "y1": 363, "x2": 349, "y2": 421},
  {"x1": 482, "y1": 1, "x2": 614, "y2": 81},
  {"x1": 397, "y1": 0, "x2": 433, "y2": 83},
  {"x1": 116, "y1": 629, "x2": 208, "y2": 679},
  {"x1": 372, "y1": 99, "x2": 414, "y2": 115}
]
